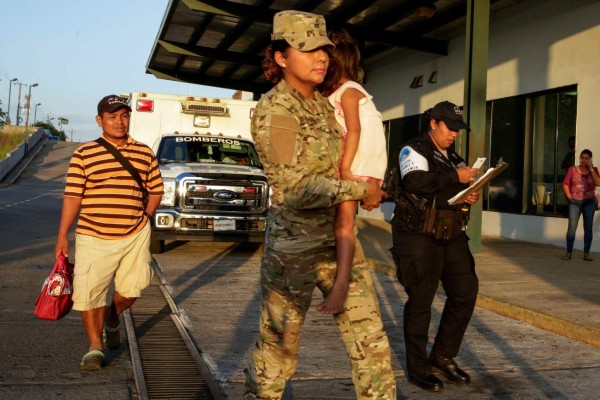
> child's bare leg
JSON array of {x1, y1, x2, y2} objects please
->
[{"x1": 317, "y1": 200, "x2": 358, "y2": 315}]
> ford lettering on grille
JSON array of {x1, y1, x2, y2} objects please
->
[{"x1": 213, "y1": 190, "x2": 237, "y2": 201}]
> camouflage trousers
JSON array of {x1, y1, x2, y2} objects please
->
[{"x1": 244, "y1": 241, "x2": 396, "y2": 399}]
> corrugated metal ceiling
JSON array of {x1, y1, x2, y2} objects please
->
[{"x1": 146, "y1": 0, "x2": 522, "y2": 95}]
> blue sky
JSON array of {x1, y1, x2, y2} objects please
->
[{"x1": 0, "y1": 0, "x2": 234, "y2": 142}]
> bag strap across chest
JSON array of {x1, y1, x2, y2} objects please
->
[{"x1": 95, "y1": 138, "x2": 148, "y2": 198}]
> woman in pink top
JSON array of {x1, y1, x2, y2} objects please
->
[{"x1": 561, "y1": 149, "x2": 600, "y2": 260}]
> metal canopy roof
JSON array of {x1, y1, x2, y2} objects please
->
[{"x1": 146, "y1": 0, "x2": 516, "y2": 95}]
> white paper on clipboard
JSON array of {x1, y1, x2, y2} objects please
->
[
  {"x1": 472, "y1": 157, "x2": 486, "y2": 169},
  {"x1": 448, "y1": 159, "x2": 509, "y2": 205}
]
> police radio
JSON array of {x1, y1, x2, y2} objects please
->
[{"x1": 458, "y1": 203, "x2": 470, "y2": 231}]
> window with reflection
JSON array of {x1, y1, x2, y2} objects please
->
[
  {"x1": 486, "y1": 97, "x2": 526, "y2": 213},
  {"x1": 157, "y1": 136, "x2": 262, "y2": 168},
  {"x1": 528, "y1": 90, "x2": 577, "y2": 216}
]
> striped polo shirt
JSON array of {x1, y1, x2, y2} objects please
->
[{"x1": 65, "y1": 135, "x2": 164, "y2": 239}]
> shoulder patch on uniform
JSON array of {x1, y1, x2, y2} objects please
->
[
  {"x1": 265, "y1": 114, "x2": 299, "y2": 165},
  {"x1": 267, "y1": 114, "x2": 300, "y2": 131},
  {"x1": 400, "y1": 146, "x2": 428, "y2": 178}
]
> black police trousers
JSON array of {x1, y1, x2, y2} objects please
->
[{"x1": 390, "y1": 227, "x2": 478, "y2": 376}]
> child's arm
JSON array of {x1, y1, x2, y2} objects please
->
[{"x1": 339, "y1": 87, "x2": 366, "y2": 181}]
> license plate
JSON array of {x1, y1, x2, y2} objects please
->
[{"x1": 213, "y1": 219, "x2": 236, "y2": 231}]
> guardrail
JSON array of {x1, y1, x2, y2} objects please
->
[{"x1": 0, "y1": 128, "x2": 45, "y2": 181}]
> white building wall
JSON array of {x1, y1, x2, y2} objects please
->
[{"x1": 364, "y1": 0, "x2": 600, "y2": 249}]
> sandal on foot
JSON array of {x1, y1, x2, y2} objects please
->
[
  {"x1": 561, "y1": 253, "x2": 572, "y2": 260},
  {"x1": 104, "y1": 324, "x2": 121, "y2": 349},
  {"x1": 80, "y1": 350, "x2": 104, "y2": 371}
]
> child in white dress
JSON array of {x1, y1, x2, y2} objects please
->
[{"x1": 317, "y1": 28, "x2": 388, "y2": 314}]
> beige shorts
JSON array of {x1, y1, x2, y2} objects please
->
[{"x1": 72, "y1": 223, "x2": 153, "y2": 311}]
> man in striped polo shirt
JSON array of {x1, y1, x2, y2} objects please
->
[{"x1": 54, "y1": 94, "x2": 164, "y2": 371}]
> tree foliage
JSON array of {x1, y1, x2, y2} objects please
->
[
  {"x1": 0, "y1": 110, "x2": 6, "y2": 130},
  {"x1": 34, "y1": 121, "x2": 66, "y2": 141},
  {"x1": 56, "y1": 117, "x2": 69, "y2": 141},
  {"x1": 0, "y1": 101, "x2": 6, "y2": 129}
]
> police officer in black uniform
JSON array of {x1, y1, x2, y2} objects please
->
[{"x1": 390, "y1": 101, "x2": 480, "y2": 392}]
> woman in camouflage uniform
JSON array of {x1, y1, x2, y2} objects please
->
[{"x1": 243, "y1": 10, "x2": 396, "y2": 400}]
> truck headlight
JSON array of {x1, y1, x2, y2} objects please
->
[{"x1": 160, "y1": 179, "x2": 176, "y2": 206}]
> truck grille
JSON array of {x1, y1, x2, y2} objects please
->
[
  {"x1": 179, "y1": 218, "x2": 265, "y2": 231},
  {"x1": 179, "y1": 176, "x2": 268, "y2": 215}
]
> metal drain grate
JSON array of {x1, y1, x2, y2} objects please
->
[{"x1": 125, "y1": 274, "x2": 224, "y2": 399}]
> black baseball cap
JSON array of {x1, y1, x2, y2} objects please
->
[
  {"x1": 429, "y1": 101, "x2": 470, "y2": 131},
  {"x1": 97, "y1": 95, "x2": 132, "y2": 115}
]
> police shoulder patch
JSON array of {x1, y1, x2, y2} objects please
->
[{"x1": 399, "y1": 146, "x2": 428, "y2": 178}]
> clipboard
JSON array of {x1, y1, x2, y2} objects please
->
[{"x1": 448, "y1": 158, "x2": 509, "y2": 205}]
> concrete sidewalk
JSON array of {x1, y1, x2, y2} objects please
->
[{"x1": 357, "y1": 216, "x2": 600, "y2": 348}]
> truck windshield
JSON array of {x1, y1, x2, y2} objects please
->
[{"x1": 158, "y1": 136, "x2": 262, "y2": 168}]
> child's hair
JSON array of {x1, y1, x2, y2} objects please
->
[
  {"x1": 262, "y1": 40, "x2": 290, "y2": 84},
  {"x1": 321, "y1": 28, "x2": 361, "y2": 96}
]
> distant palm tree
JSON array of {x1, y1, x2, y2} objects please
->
[{"x1": 57, "y1": 117, "x2": 68, "y2": 135}]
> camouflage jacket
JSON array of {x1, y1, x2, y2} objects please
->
[{"x1": 252, "y1": 80, "x2": 368, "y2": 253}]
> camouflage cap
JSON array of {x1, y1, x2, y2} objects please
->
[{"x1": 271, "y1": 10, "x2": 334, "y2": 51}]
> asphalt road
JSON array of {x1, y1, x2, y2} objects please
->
[
  {"x1": 0, "y1": 141, "x2": 78, "y2": 263},
  {"x1": 0, "y1": 141, "x2": 133, "y2": 400}
]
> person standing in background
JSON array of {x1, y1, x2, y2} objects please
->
[
  {"x1": 561, "y1": 149, "x2": 600, "y2": 261},
  {"x1": 560, "y1": 136, "x2": 576, "y2": 170}
]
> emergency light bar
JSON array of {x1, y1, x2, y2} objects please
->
[{"x1": 181, "y1": 100, "x2": 227, "y2": 115}]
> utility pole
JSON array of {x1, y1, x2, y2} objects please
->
[
  {"x1": 15, "y1": 83, "x2": 24, "y2": 126},
  {"x1": 23, "y1": 83, "x2": 38, "y2": 132},
  {"x1": 34, "y1": 103, "x2": 41, "y2": 125},
  {"x1": 7, "y1": 78, "x2": 18, "y2": 125}
]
